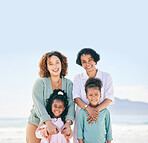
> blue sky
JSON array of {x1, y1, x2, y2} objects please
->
[{"x1": 0, "y1": 0, "x2": 148, "y2": 117}]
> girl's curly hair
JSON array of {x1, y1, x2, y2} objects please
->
[
  {"x1": 39, "y1": 51, "x2": 68, "y2": 77},
  {"x1": 46, "y1": 89, "x2": 68, "y2": 123}
]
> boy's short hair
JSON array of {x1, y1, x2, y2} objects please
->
[{"x1": 85, "y1": 77, "x2": 102, "y2": 93}]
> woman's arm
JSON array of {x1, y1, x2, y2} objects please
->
[
  {"x1": 86, "y1": 99, "x2": 112, "y2": 124},
  {"x1": 74, "y1": 97, "x2": 98, "y2": 121},
  {"x1": 61, "y1": 120, "x2": 72, "y2": 139},
  {"x1": 32, "y1": 78, "x2": 51, "y2": 123},
  {"x1": 87, "y1": 73, "x2": 114, "y2": 124},
  {"x1": 74, "y1": 97, "x2": 87, "y2": 109},
  {"x1": 97, "y1": 99, "x2": 112, "y2": 111},
  {"x1": 33, "y1": 79, "x2": 60, "y2": 134},
  {"x1": 65, "y1": 80, "x2": 75, "y2": 124},
  {"x1": 75, "y1": 98, "x2": 112, "y2": 124},
  {"x1": 45, "y1": 120, "x2": 59, "y2": 135}
]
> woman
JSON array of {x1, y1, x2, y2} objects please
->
[
  {"x1": 26, "y1": 51, "x2": 75, "y2": 143},
  {"x1": 72, "y1": 48, "x2": 115, "y2": 142}
]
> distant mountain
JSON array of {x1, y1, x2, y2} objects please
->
[{"x1": 108, "y1": 98, "x2": 148, "y2": 116}]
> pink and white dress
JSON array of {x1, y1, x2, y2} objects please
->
[{"x1": 36, "y1": 118, "x2": 69, "y2": 143}]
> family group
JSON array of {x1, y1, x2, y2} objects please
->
[{"x1": 26, "y1": 48, "x2": 115, "y2": 143}]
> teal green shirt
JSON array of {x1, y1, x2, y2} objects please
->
[
  {"x1": 28, "y1": 77, "x2": 75, "y2": 126},
  {"x1": 77, "y1": 108, "x2": 113, "y2": 143}
]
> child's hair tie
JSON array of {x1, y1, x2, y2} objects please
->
[{"x1": 58, "y1": 91, "x2": 64, "y2": 95}]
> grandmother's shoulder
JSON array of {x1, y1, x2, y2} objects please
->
[{"x1": 100, "y1": 70, "x2": 112, "y2": 78}]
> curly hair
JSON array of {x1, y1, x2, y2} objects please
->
[
  {"x1": 76, "y1": 48, "x2": 100, "y2": 66},
  {"x1": 39, "y1": 51, "x2": 68, "y2": 77},
  {"x1": 85, "y1": 77, "x2": 102, "y2": 94},
  {"x1": 46, "y1": 89, "x2": 68, "y2": 123}
]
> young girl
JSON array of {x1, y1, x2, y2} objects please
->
[
  {"x1": 36, "y1": 89, "x2": 71, "y2": 143},
  {"x1": 77, "y1": 77, "x2": 113, "y2": 143}
]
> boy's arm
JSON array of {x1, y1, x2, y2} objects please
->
[
  {"x1": 78, "y1": 139, "x2": 84, "y2": 143},
  {"x1": 77, "y1": 110, "x2": 84, "y2": 141},
  {"x1": 105, "y1": 110, "x2": 113, "y2": 141}
]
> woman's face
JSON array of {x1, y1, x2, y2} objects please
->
[
  {"x1": 47, "y1": 55, "x2": 62, "y2": 77},
  {"x1": 80, "y1": 54, "x2": 96, "y2": 73},
  {"x1": 51, "y1": 99, "x2": 65, "y2": 118}
]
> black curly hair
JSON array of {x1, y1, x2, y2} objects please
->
[
  {"x1": 46, "y1": 89, "x2": 68, "y2": 123},
  {"x1": 85, "y1": 77, "x2": 102, "y2": 94},
  {"x1": 76, "y1": 48, "x2": 100, "y2": 66}
]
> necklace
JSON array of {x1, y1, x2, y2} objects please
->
[{"x1": 51, "y1": 78, "x2": 62, "y2": 90}]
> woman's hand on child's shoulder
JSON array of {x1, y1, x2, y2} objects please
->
[{"x1": 86, "y1": 106, "x2": 100, "y2": 125}]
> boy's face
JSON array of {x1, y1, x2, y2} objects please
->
[
  {"x1": 86, "y1": 87, "x2": 101, "y2": 107},
  {"x1": 51, "y1": 99, "x2": 65, "y2": 118}
]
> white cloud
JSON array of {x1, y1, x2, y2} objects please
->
[{"x1": 114, "y1": 85, "x2": 148, "y2": 103}]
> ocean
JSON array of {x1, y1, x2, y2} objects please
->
[{"x1": 0, "y1": 116, "x2": 148, "y2": 143}]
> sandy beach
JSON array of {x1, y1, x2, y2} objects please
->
[
  {"x1": 112, "y1": 124, "x2": 148, "y2": 143},
  {"x1": 0, "y1": 124, "x2": 148, "y2": 143}
]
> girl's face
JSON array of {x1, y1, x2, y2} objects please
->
[
  {"x1": 47, "y1": 55, "x2": 62, "y2": 77},
  {"x1": 80, "y1": 54, "x2": 96, "y2": 73},
  {"x1": 86, "y1": 87, "x2": 101, "y2": 107},
  {"x1": 51, "y1": 99, "x2": 65, "y2": 118}
]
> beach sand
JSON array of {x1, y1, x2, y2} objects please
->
[
  {"x1": 112, "y1": 124, "x2": 148, "y2": 143},
  {"x1": 0, "y1": 124, "x2": 148, "y2": 143}
]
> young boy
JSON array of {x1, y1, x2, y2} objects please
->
[{"x1": 77, "y1": 77, "x2": 113, "y2": 143}]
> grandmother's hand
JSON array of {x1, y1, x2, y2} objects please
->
[{"x1": 86, "y1": 106, "x2": 100, "y2": 125}]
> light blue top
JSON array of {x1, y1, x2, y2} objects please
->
[
  {"x1": 77, "y1": 108, "x2": 113, "y2": 143},
  {"x1": 28, "y1": 77, "x2": 75, "y2": 126}
]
